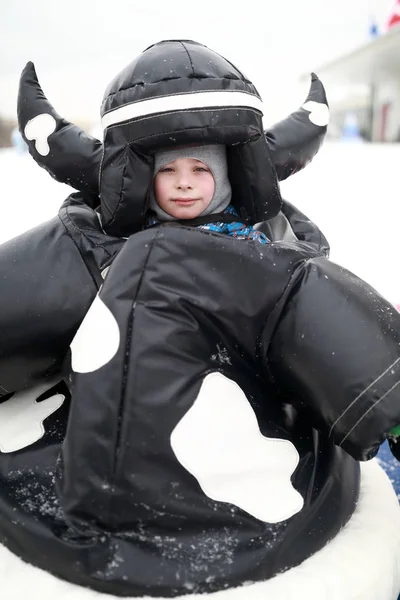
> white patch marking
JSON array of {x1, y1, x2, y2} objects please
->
[
  {"x1": 171, "y1": 373, "x2": 303, "y2": 523},
  {"x1": 0, "y1": 379, "x2": 64, "y2": 453},
  {"x1": 70, "y1": 295, "x2": 120, "y2": 373},
  {"x1": 102, "y1": 90, "x2": 264, "y2": 130},
  {"x1": 24, "y1": 114, "x2": 57, "y2": 156},
  {"x1": 302, "y1": 101, "x2": 330, "y2": 127}
]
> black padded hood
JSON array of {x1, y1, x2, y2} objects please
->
[{"x1": 18, "y1": 40, "x2": 329, "y2": 236}]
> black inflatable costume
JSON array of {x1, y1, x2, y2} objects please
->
[{"x1": 0, "y1": 40, "x2": 397, "y2": 597}]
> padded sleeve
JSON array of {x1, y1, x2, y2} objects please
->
[{"x1": 266, "y1": 257, "x2": 400, "y2": 460}]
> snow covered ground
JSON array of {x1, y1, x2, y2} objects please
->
[{"x1": 0, "y1": 148, "x2": 70, "y2": 241}]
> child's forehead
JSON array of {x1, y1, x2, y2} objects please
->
[{"x1": 162, "y1": 157, "x2": 207, "y2": 167}]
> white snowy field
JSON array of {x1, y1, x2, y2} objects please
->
[
  {"x1": 280, "y1": 141, "x2": 400, "y2": 308},
  {"x1": 0, "y1": 141, "x2": 399, "y2": 308}
]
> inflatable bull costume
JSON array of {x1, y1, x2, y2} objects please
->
[{"x1": 0, "y1": 40, "x2": 399, "y2": 600}]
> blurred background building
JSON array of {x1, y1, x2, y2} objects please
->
[
  {"x1": 1, "y1": 0, "x2": 400, "y2": 146},
  {"x1": 309, "y1": 0, "x2": 400, "y2": 141}
]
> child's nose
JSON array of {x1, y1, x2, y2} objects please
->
[{"x1": 177, "y1": 174, "x2": 192, "y2": 189}]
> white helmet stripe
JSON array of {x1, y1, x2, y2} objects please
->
[{"x1": 102, "y1": 90, "x2": 263, "y2": 130}]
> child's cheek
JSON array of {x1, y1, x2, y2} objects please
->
[
  {"x1": 206, "y1": 178, "x2": 216, "y2": 201},
  {"x1": 154, "y1": 176, "x2": 168, "y2": 204}
]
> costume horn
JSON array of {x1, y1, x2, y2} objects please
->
[
  {"x1": 18, "y1": 62, "x2": 102, "y2": 195},
  {"x1": 266, "y1": 73, "x2": 329, "y2": 181}
]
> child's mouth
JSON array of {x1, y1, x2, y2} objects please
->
[{"x1": 172, "y1": 198, "x2": 199, "y2": 205}]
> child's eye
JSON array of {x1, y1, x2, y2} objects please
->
[
  {"x1": 194, "y1": 167, "x2": 209, "y2": 172},
  {"x1": 159, "y1": 167, "x2": 174, "y2": 173}
]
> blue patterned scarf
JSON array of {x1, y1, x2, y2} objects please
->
[{"x1": 145, "y1": 205, "x2": 269, "y2": 244}]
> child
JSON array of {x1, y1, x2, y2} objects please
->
[
  {"x1": 8, "y1": 38, "x2": 400, "y2": 600},
  {"x1": 146, "y1": 144, "x2": 269, "y2": 243}
]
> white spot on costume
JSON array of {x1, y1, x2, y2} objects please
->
[
  {"x1": 24, "y1": 113, "x2": 57, "y2": 156},
  {"x1": 171, "y1": 372, "x2": 304, "y2": 523},
  {"x1": 302, "y1": 101, "x2": 330, "y2": 127},
  {"x1": 0, "y1": 379, "x2": 64, "y2": 453},
  {"x1": 70, "y1": 295, "x2": 120, "y2": 373}
]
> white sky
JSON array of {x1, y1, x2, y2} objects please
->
[{"x1": 0, "y1": 0, "x2": 396, "y2": 124}]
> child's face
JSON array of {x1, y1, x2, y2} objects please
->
[{"x1": 153, "y1": 157, "x2": 215, "y2": 219}]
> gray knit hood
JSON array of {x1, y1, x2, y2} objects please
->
[{"x1": 148, "y1": 144, "x2": 232, "y2": 221}]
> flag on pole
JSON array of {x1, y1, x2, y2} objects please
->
[{"x1": 387, "y1": 0, "x2": 400, "y2": 29}]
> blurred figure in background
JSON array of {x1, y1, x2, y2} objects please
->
[
  {"x1": 340, "y1": 112, "x2": 364, "y2": 142},
  {"x1": 10, "y1": 127, "x2": 27, "y2": 155}
]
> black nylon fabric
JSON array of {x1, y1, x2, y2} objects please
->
[
  {"x1": 0, "y1": 196, "x2": 398, "y2": 596},
  {"x1": 17, "y1": 62, "x2": 102, "y2": 195},
  {"x1": 17, "y1": 40, "x2": 329, "y2": 236},
  {"x1": 266, "y1": 73, "x2": 328, "y2": 181},
  {"x1": 281, "y1": 199, "x2": 330, "y2": 255},
  {"x1": 0, "y1": 194, "x2": 124, "y2": 396},
  {"x1": 101, "y1": 39, "x2": 260, "y2": 113},
  {"x1": 267, "y1": 257, "x2": 400, "y2": 460},
  {"x1": 99, "y1": 40, "x2": 282, "y2": 236},
  {"x1": 0, "y1": 224, "x2": 359, "y2": 596}
]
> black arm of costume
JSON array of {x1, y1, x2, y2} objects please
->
[
  {"x1": 281, "y1": 200, "x2": 330, "y2": 256},
  {"x1": 266, "y1": 257, "x2": 400, "y2": 461}
]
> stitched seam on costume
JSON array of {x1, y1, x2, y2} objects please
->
[
  {"x1": 107, "y1": 155, "x2": 130, "y2": 228},
  {"x1": 59, "y1": 210, "x2": 101, "y2": 290},
  {"x1": 60, "y1": 208, "x2": 111, "y2": 290},
  {"x1": 329, "y1": 356, "x2": 400, "y2": 437},
  {"x1": 180, "y1": 41, "x2": 195, "y2": 76},
  {"x1": 338, "y1": 379, "x2": 400, "y2": 447},
  {"x1": 106, "y1": 106, "x2": 262, "y2": 131},
  {"x1": 103, "y1": 79, "x2": 253, "y2": 101},
  {"x1": 64, "y1": 207, "x2": 114, "y2": 257},
  {"x1": 109, "y1": 230, "x2": 161, "y2": 523},
  {"x1": 236, "y1": 148, "x2": 257, "y2": 220},
  {"x1": 98, "y1": 138, "x2": 106, "y2": 194},
  {"x1": 259, "y1": 256, "x2": 315, "y2": 381},
  {"x1": 127, "y1": 123, "x2": 258, "y2": 143},
  {"x1": 266, "y1": 150, "x2": 283, "y2": 212},
  {"x1": 102, "y1": 90, "x2": 263, "y2": 128}
]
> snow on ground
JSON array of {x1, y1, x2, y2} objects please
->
[{"x1": 0, "y1": 148, "x2": 70, "y2": 241}]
